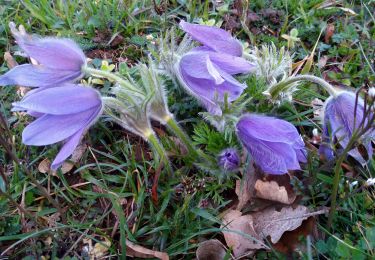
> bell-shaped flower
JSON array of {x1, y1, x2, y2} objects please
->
[
  {"x1": 218, "y1": 148, "x2": 240, "y2": 171},
  {"x1": 176, "y1": 21, "x2": 254, "y2": 116},
  {"x1": 236, "y1": 114, "x2": 307, "y2": 175},
  {"x1": 179, "y1": 20, "x2": 243, "y2": 57},
  {"x1": 0, "y1": 23, "x2": 86, "y2": 88},
  {"x1": 12, "y1": 84, "x2": 102, "y2": 169},
  {"x1": 177, "y1": 47, "x2": 253, "y2": 115},
  {"x1": 319, "y1": 92, "x2": 374, "y2": 165}
]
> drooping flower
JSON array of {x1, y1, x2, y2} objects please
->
[
  {"x1": 218, "y1": 148, "x2": 240, "y2": 171},
  {"x1": 12, "y1": 84, "x2": 102, "y2": 169},
  {"x1": 0, "y1": 23, "x2": 86, "y2": 88},
  {"x1": 319, "y1": 91, "x2": 374, "y2": 165},
  {"x1": 236, "y1": 114, "x2": 307, "y2": 175},
  {"x1": 175, "y1": 21, "x2": 255, "y2": 116}
]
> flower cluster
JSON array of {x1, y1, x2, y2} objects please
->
[
  {"x1": 0, "y1": 20, "x2": 372, "y2": 177},
  {"x1": 0, "y1": 23, "x2": 102, "y2": 169},
  {"x1": 176, "y1": 21, "x2": 255, "y2": 116}
]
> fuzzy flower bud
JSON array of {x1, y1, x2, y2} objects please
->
[{"x1": 218, "y1": 148, "x2": 240, "y2": 171}]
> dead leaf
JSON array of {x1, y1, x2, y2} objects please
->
[
  {"x1": 126, "y1": 239, "x2": 169, "y2": 260},
  {"x1": 4, "y1": 52, "x2": 18, "y2": 68},
  {"x1": 236, "y1": 163, "x2": 261, "y2": 210},
  {"x1": 273, "y1": 217, "x2": 315, "y2": 254},
  {"x1": 325, "y1": 23, "x2": 335, "y2": 43},
  {"x1": 91, "y1": 238, "x2": 111, "y2": 259},
  {"x1": 255, "y1": 179, "x2": 296, "y2": 204},
  {"x1": 318, "y1": 55, "x2": 329, "y2": 69},
  {"x1": 196, "y1": 239, "x2": 228, "y2": 260},
  {"x1": 222, "y1": 209, "x2": 268, "y2": 257},
  {"x1": 311, "y1": 98, "x2": 324, "y2": 121},
  {"x1": 52, "y1": 143, "x2": 87, "y2": 175},
  {"x1": 252, "y1": 205, "x2": 310, "y2": 243},
  {"x1": 38, "y1": 159, "x2": 51, "y2": 174},
  {"x1": 83, "y1": 237, "x2": 111, "y2": 259}
]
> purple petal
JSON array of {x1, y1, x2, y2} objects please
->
[
  {"x1": 192, "y1": 47, "x2": 255, "y2": 74},
  {"x1": 51, "y1": 128, "x2": 84, "y2": 170},
  {"x1": 0, "y1": 64, "x2": 82, "y2": 87},
  {"x1": 237, "y1": 114, "x2": 304, "y2": 147},
  {"x1": 237, "y1": 114, "x2": 306, "y2": 174},
  {"x1": 13, "y1": 84, "x2": 101, "y2": 115},
  {"x1": 22, "y1": 107, "x2": 99, "y2": 145},
  {"x1": 179, "y1": 52, "x2": 245, "y2": 103},
  {"x1": 180, "y1": 20, "x2": 243, "y2": 56},
  {"x1": 16, "y1": 37, "x2": 85, "y2": 71}
]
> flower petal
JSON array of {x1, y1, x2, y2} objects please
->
[
  {"x1": 13, "y1": 84, "x2": 101, "y2": 115},
  {"x1": 180, "y1": 20, "x2": 243, "y2": 56},
  {"x1": 179, "y1": 53, "x2": 245, "y2": 102},
  {"x1": 237, "y1": 114, "x2": 304, "y2": 147},
  {"x1": 192, "y1": 47, "x2": 255, "y2": 74},
  {"x1": 15, "y1": 37, "x2": 85, "y2": 71},
  {"x1": 22, "y1": 107, "x2": 98, "y2": 145},
  {"x1": 51, "y1": 128, "x2": 84, "y2": 170},
  {"x1": 0, "y1": 64, "x2": 81, "y2": 87}
]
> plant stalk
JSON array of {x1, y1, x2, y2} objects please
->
[
  {"x1": 165, "y1": 116, "x2": 198, "y2": 159},
  {"x1": 266, "y1": 74, "x2": 338, "y2": 98},
  {"x1": 146, "y1": 132, "x2": 171, "y2": 173},
  {"x1": 83, "y1": 67, "x2": 143, "y2": 95}
]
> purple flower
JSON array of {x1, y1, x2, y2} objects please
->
[
  {"x1": 236, "y1": 114, "x2": 307, "y2": 175},
  {"x1": 218, "y1": 148, "x2": 240, "y2": 171},
  {"x1": 319, "y1": 92, "x2": 374, "y2": 165},
  {"x1": 177, "y1": 21, "x2": 254, "y2": 115},
  {"x1": 180, "y1": 21, "x2": 243, "y2": 56},
  {"x1": 12, "y1": 84, "x2": 102, "y2": 169},
  {"x1": 0, "y1": 23, "x2": 85, "y2": 88}
]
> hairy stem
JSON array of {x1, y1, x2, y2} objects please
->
[
  {"x1": 165, "y1": 116, "x2": 198, "y2": 159},
  {"x1": 266, "y1": 74, "x2": 338, "y2": 98},
  {"x1": 146, "y1": 132, "x2": 171, "y2": 173},
  {"x1": 82, "y1": 67, "x2": 143, "y2": 95}
]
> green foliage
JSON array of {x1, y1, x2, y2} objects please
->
[{"x1": 0, "y1": 0, "x2": 374, "y2": 258}]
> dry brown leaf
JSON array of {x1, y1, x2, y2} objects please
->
[
  {"x1": 273, "y1": 217, "x2": 315, "y2": 254},
  {"x1": 4, "y1": 52, "x2": 18, "y2": 68},
  {"x1": 318, "y1": 55, "x2": 329, "y2": 69},
  {"x1": 255, "y1": 179, "x2": 296, "y2": 205},
  {"x1": 53, "y1": 143, "x2": 87, "y2": 175},
  {"x1": 83, "y1": 237, "x2": 111, "y2": 259},
  {"x1": 222, "y1": 209, "x2": 268, "y2": 257},
  {"x1": 38, "y1": 159, "x2": 51, "y2": 174},
  {"x1": 196, "y1": 239, "x2": 228, "y2": 260},
  {"x1": 126, "y1": 239, "x2": 169, "y2": 260},
  {"x1": 325, "y1": 23, "x2": 335, "y2": 43},
  {"x1": 236, "y1": 163, "x2": 261, "y2": 210},
  {"x1": 311, "y1": 98, "x2": 324, "y2": 121},
  {"x1": 252, "y1": 205, "x2": 310, "y2": 243}
]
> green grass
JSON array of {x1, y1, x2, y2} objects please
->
[{"x1": 0, "y1": 0, "x2": 374, "y2": 259}]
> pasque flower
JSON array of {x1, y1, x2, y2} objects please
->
[
  {"x1": 236, "y1": 114, "x2": 307, "y2": 175},
  {"x1": 319, "y1": 92, "x2": 374, "y2": 165},
  {"x1": 176, "y1": 21, "x2": 254, "y2": 116},
  {"x1": 0, "y1": 23, "x2": 85, "y2": 88},
  {"x1": 12, "y1": 84, "x2": 102, "y2": 169},
  {"x1": 218, "y1": 148, "x2": 240, "y2": 171}
]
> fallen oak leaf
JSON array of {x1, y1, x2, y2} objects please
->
[
  {"x1": 254, "y1": 174, "x2": 296, "y2": 205},
  {"x1": 196, "y1": 239, "x2": 229, "y2": 260},
  {"x1": 252, "y1": 206, "x2": 327, "y2": 244},
  {"x1": 236, "y1": 162, "x2": 261, "y2": 210},
  {"x1": 273, "y1": 217, "x2": 315, "y2": 254},
  {"x1": 126, "y1": 239, "x2": 169, "y2": 260},
  {"x1": 222, "y1": 209, "x2": 269, "y2": 258}
]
